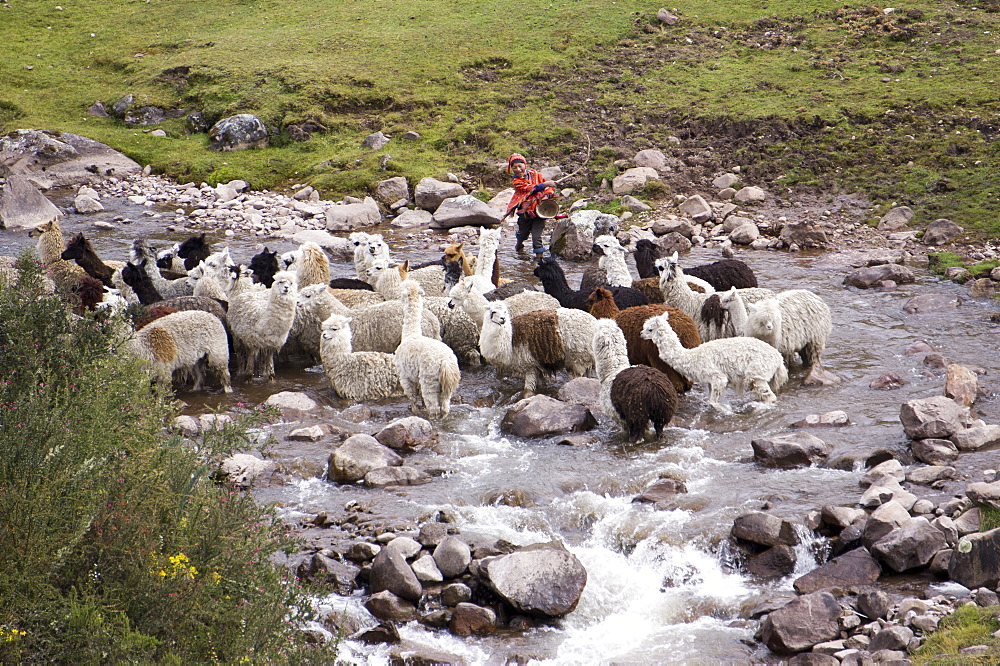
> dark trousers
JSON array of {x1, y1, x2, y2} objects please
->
[{"x1": 515, "y1": 214, "x2": 546, "y2": 255}]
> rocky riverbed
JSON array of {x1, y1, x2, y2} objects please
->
[{"x1": 2, "y1": 132, "x2": 1000, "y2": 663}]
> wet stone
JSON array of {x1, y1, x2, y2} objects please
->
[
  {"x1": 792, "y1": 548, "x2": 881, "y2": 595},
  {"x1": 870, "y1": 372, "x2": 906, "y2": 390},
  {"x1": 449, "y1": 602, "x2": 496, "y2": 636},
  {"x1": 441, "y1": 582, "x2": 473, "y2": 607},
  {"x1": 433, "y1": 536, "x2": 472, "y2": 579},
  {"x1": 417, "y1": 522, "x2": 450, "y2": 548},
  {"x1": 910, "y1": 438, "x2": 959, "y2": 465},
  {"x1": 364, "y1": 590, "x2": 418, "y2": 622}
]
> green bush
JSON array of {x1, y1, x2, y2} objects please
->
[{"x1": 0, "y1": 255, "x2": 320, "y2": 662}]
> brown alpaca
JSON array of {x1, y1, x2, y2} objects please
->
[
  {"x1": 137, "y1": 305, "x2": 181, "y2": 329},
  {"x1": 511, "y1": 310, "x2": 565, "y2": 371},
  {"x1": 443, "y1": 242, "x2": 474, "y2": 277},
  {"x1": 586, "y1": 287, "x2": 701, "y2": 393}
]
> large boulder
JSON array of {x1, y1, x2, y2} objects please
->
[
  {"x1": 611, "y1": 166, "x2": 659, "y2": 195},
  {"x1": 478, "y1": 542, "x2": 587, "y2": 617},
  {"x1": 208, "y1": 114, "x2": 269, "y2": 151},
  {"x1": 732, "y1": 512, "x2": 799, "y2": 548},
  {"x1": 0, "y1": 176, "x2": 62, "y2": 229},
  {"x1": 414, "y1": 177, "x2": 465, "y2": 211},
  {"x1": 910, "y1": 437, "x2": 959, "y2": 465},
  {"x1": 433, "y1": 536, "x2": 472, "y2": 578},
  {"x1": 923, "y1": 218, "x2": 963, "y2": 246},
  {"x1": 952, "y1": 424, "x2": 1000, "y2": 452},
  {"x1": 870, "y1": 518, "x2": 948, "y2": 572},
  {"x1": 375, "y1": 416, "x2": 438, "y2": 450},
  {"x1": 369, "y1": 545, "x2": 423, "y2": 602},
  {"x1": 900, "y1": 396, "x2": 969, "y2": 440},
  {"x1": 500, "y1": 395, "x2": 596, "y2": 438},
  {"x1": 779, "y1": 222, "x2": 828, "y2": 248},
  {"x1": 327, "y1": 434, "x2": 402, "y2": 483},
  {"x1": 751, "y1": 433, "x2": 832, "y2": 468},
  {"x1": 634, "y1": 149, "x2": 667, "y2": 170},
  {"x1": 793, "y1": 548, "x2": 881, "y2": 594},
  {"x1": 843, "y1": 264, "x2": 916, "y2": 289},
  {"x1": 375, "y1": 176, "x2": 409, "y2": 204},
  {"x1": 949, "y1": 528, "x2": 1000, "y2": 589},
  {"x1": 678, "y1": 195, "x2": 713, "y2": 223},
  {"x1": 759, "y1": 591, "x2": 842, "y2": 654},
  {"x1": 325, "y1": 196, "x2": 381, "y2": 231},
  {"x1": 430, "y1": 194, "x2": 503, "y2": 229},
  {"x1": 0, "y1": 129, "x2": 141, "y2": 189},
  {"x1": 550, "y1": 209, "x2": 620, "y2": 261},
  {"x1": 876, "y1": 206, "x2": 913, "y2": 231},
  {"x1": 966, "y1": 481, "x2": 1000, "y2": 512}
]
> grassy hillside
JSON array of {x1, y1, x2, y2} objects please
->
[{"x1": 1, "y1": 0, "x2": 998, "y2": 237}]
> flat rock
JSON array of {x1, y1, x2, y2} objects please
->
[
  {"x1": 325, "y1": 196, "x2": 381, "y2": 232},
  {"x1": 500, "y1": 394, "x2": 596, "y2": 438},
  {"x1": 264, "y1": 391, "x2": 317, "y2": 412},
  {"x1": 479, "y1": 542, "x2": 587, "y2": 617},
  {"x1": 751, "y1": 432, "x2": 831, "y2": 468},
  {"x1": 952, "y1": 424, "x2": 1000, "y2": 451},
  {"x1": 364, "y1": 465, "x2": 431, "y2": 488},
  {"x1": 327, "y1": 434, "x2": 402, "y2": 484},
  {"x1": 0, "y1": 129, "x2": 141, "y2": 189},
  {"x1": 903, "y1": 293, "x2": 961, "y2": 313},
  {"x1": 910, "y1": 437, "x2": 959, "y2": 465},
  {"x1": 415, "y1": 177, "x2": 466, "y2": 211},
  {"x1": 966, "y1": 481, "x2": 1000, "y2": 512},
  {"x1": 430, "y1": 194, "x2": 503, "y2": 229},
  {"x1": 375, "y1": 416, "x2": 438, "y2": 450},
  {"x1": 907, "y1": 465, "x2": 956, "y2": 485},
  {"x1": 900, "y1": 395, "x2": 969, "y2": 440},
  {"x1": 844, "y1": 264, "x2": 915, "y2": 288},
  {"x1": 759, "y1": 591, "x2": 841, "y2": 654},
  {"x1": 792, "y1": 411, "x2": 850, "y2": 428},
  {"x1": 793, "y1": 548, "x2": 881, "y2": 594}
]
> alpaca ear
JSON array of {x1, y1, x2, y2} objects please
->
[
  {"x1": 399, "y1": 260, "x2": 409, "y2": 279},
  {"x1": 456, "y1": 242, "x2": 463, "y2": 251},
  {"x1": 670, "y1": 251, "x2": 678, "y2": 262}
]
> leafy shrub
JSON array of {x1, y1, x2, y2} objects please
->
[{"x1": 0, "y1": 255, "x2": 320, "y2": 662}]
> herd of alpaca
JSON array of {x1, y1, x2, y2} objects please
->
[{"x1": 22, "y1": 221, "x2": 834, "y2": 439}]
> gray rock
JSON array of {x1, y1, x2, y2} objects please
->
[
  {"x1": 217, "y1": 453, "x2": 274, "y2": 488},
  {"x1": 860, "y1": 478, "x2": 916, "y2": 511},
  {"x1": 713, "y1": 173, "x2": 739, "y2": 189},
  {"x1": 433, "y1": 536, "x2": 472, "y2": 578},
  {"x1": 931, "y1": 516, "x2": 959, "y2": 546},
  {"x1": 430, "y1": 194, "x2": 503, "y2": 229},
  {"x1": 369, "y1": 544, "x2": 423, "y2": 602},
  {"x1": 634, "y1": 149, "x2": 667, "y2": 170},
  {"x1": 655, "y1": 231, "x2": 693, "y2": 255},
  {"x1": 417, "y1": 522, "x2": 449, "y2": 548},
  {"x1": 793, "y1": 547, "x2": 881, "y2": 594},
  {"x1": 793, "y1": 411, "x2": 851, "y2": 428},
  {"x1": 923, "y1": 218, "x2": 963, "y2": 246},
  {"x1": 904, "y1": 293, "x2": 961, "y2": 313},
  {"x1": 844, "y1": 264, "x2": 916, "y2": 288},
  {"x1": 87, "y1": 100, "x2": 110, "y2": 117},
  {"x1": 973, "y1": 587, "x2": 999, "y2": 607},
  {"x1": 821, "y1": 505, "x2": 867, "y2": 530},
  {"x1": 479, "y1": 542, "x2": 587, "y2": 617},
  {"x1": 346, "y1": 541, "x2": 381, "y2": 562},
  {"x1": 858, "y1": 588, "x2": 893, "y2": 621},
  {"x1": 731, "y1": 511, "x2": 799, "y2": 547},
  {"x1": 651, "y1": 218, "x2": 698, "y2": 238},
  {"x1": 870, "y1": 517, "x2": 948, "y2": 572},
  {"x1": 73, "y1": 194, "x2": 104, "y2": 214},
  {"x1": 910, "y1": 438, "x2": 959, "y2": 465},
  {"x1": 0, "y1": 176, "x2": 63, "y2": 229},
  {"x1": 966, "y1": 481, "x2": 1000, "y2": 512},
  {"x1": 729, "y1": 223, "x2": 760, "y2": 245},
  {"x1": 945, "y1": 364, "x2": 979, "y2": 408},
  {"x1": 910, "y1": 614, "x2": 940, "y2": 633},
  {"x1": 877, "y1": 206, "x2": 914, "y2": 231},
  {"x1": 952, "y1": 424, "x2": 1000, "y2": 452},
  {"x1": 862, "y1": 500, "x2": 912, "y2": 548},
  {"x1": 325, "y1": 196, "x2": 381, "y2": 231},
  {"x1": 860, "y1": 459, "x2": 906, "y2": 488},
  {"x1": 375, "y1": 176, "x2": 408, "y2": 203},
  {"x1": 391, "y1": 209, "x2": 433, "y2": 228},
  {"x1": 375, "y1": 416, "x2": 438, "y2": 450},
  {"x1": 385, "y1": 536, "x2": 422, "y2": 559},
  {"x1": 789, "y1": 655, "x2": 839, "y2": 665},
  {"x1": 208, "y1": 114, "x2": 268, "y2": 151},
  {"x1": 264, "y1": 391, "x2": 317, "y2": 412},
  {"x1": 779, "y1": 222, "x2": 828, "y2": 248},
  {"x1": 364, "y1": 590, "x2": 418, "y2": 622},
  {"x1": 124, "y1": 105, "x2": 166, "y2": 127},
  {"x1": 900, "y1": 396, "x2": 969, "y2": 440},
  {"x1": 746, "y1": 545, "x2": 798, "y2": 578},
  {"x1": 449, "y1": 602, "x2": 496, "y2": 636},
  {"x1": 656, "y1": 8, "x2": 679, "y2": 25},
  {"x1": 612, "y1": 167, "x2": 659, "y2": 195},
  {"x1": 759, "y1": 591, "x2": 842, "y2": 654},
  {"x1": 633, "y1": 478, "x2": 687, "y2": 507},
  {"x1": 0, "y1": 130, "x2": 141, "y2": 190},
  {"x1": 500, "y1": 395, "x2": 597, "y2": 438},
  {"x1": 402, "y1": 130, "x2": 421, "y2": 141},
  {"x1": 550, "y1": 209, "x2": 620, "y2": 260},
  {"x1": 441, "y1": 582, "x2": 472, "y2": 607},
  {"x1": 954, "y1": 508, "x2": 981, "y2": 534},
  {"x1": 751, "y1": 432, "x2": 832, "y2": 468},
  {"x1": 871, "y1": 372, "x2": 906, "y2": 390},
  {"x1": 678, "y1": 195, "x2": 713, "y2": 223},
  {"x1": 327, "y1": 434, "x2": 403, "y2": 484},
  {"x1": 734, "y1": 186, "x2": 766, "y2": 202},
  {"x1": 556, "y1": 377, "x2": 602, "y2": 411},
  {"x1": 414, "y1": 177, "x2": 466, "y2": 211},
  {"x1": 722, "y1": 215, "x2": 753, "y2": 232},
  {"x1": 869, "y1": 625, "x2": 914, "y2": 652},
  {"x1": 287, "y1": 425, "x2": 324, "y2": 441},
  {"x1": 619, "y1": 195, "x2": 652, "y2": 212},
  {"x1": 907, "y1": 465, "x2": 956, "y2": 485},
  {"x1": 411, "y1": 554, "x2": 444, "y2": 583},
  {"x1": 361, "y1": 131, "x2": 390, "y2": 150},
  {"x1": 290, "y1": 230, "x2": 353, "y2": 260},
  {"x1": 298, "y1": 553, "x2": 359, "y2": 594}
]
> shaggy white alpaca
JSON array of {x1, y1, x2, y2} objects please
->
[
  {"x1": 447, "y1": 275, "x2": 559, "y2": 329},
  {"x1": 593, "y1": 235, "x2": 633, "y2": 287},
  {"x1": 283, "y1": 284, "x2": 352, "y2": 362},
  {"x1": 423, "y1": 295, "x2": 482, "y2": 367},
  {"x1": 469, "y1": 227, "x2": 501, "y2": 292},
  {"x1": 227, "y1": 270, "x2": 298, "y2": 379},
  {"x1": 592, "y1": 319, "x2": 678, "y2": 442},
  {"x1": 479, "y1": 300, "x2": 597, "y2": 394},
  {"x1": 130, "y1": 239, "x2": 194, "y2": 298},
  {"x1": 319, "y1": 314, "x2": 403, "y2": 401},
  {"x1": 349, "y1": 299, "x2": 441, "y2": 353},
  {"x1": 656, "y1": 252, "x2": 773, "y2": 341},
  {"x1": 281, "y1": 241, "x2": 330, "y2": 288},
  {"x1": 641, "y1": 311, "x2": 787, "y2": 409},
  {"x1": 189, "y1": 250, "x2": 237, "y2": 302},
  {"x1": 29, "y1": 219, "x2": 87, "y2": 293},
  {"x1": 394, "y1": 280, "x2": 461, "y2": 419},
  {"x1": 127, "y1": 310, "x2": 232, "y2": 392},
  {"x1": 745, "y1": 289, "x2": 832, "y2": 369}
]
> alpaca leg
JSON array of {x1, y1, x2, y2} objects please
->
[
  {"x1": 707, "y1": 373, "x2": 728, "y2": 409},
  {"x1": 400, "y1": 377, "x2": 422, "y2": 411},
  {"x1": 523, "y1": 368, "x2": 539, "y2": 395},
  {"x1": 420, "y1": 375, "x2": 442, "y2": 419},
  {"x1": 751, "y1": 377, "x2": 777, "y2": 403},
  {"x1": 210, "y1": 357, "x2": 233, "y2": 393}
]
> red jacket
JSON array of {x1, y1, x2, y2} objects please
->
[{"x1": 506, "y1": 169, "x2": 555, "y2": 218}]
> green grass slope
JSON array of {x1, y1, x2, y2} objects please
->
[{"x1": 1, "y1": 0, "x2": 998, "y2": 237}]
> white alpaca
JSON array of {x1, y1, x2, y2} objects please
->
[
  {"x1": 319, "y1": 314, "x2": 403, "y2": 401},
  {"x1": 283, "y1": 284, "x2": 352, "y2": 362},
  {"x1": 127, "y1": 310, "x2": 232, "y2": 392},
  {"x1": 282, "y1": 241, "x2": 331, "y2": 288},
  {"x1": 367, "y1": 258, "x2": 408, "y2": 301},
  {"x1": 469, "y1": 227, "x2": 501, "y2": 292},
  {"x1": 641, "y1": 311, "x2": 787, "y2": 409},
  {"x1": 130, "y1": 239, "x2": 195, "y2": 298},
  {"x1": 227, "y1": 270, "x2": 298, "y2": 379},
  {"x1": 656, "y1": 252, "x2": 773, "y2": 341},
  {"x1": 423, "y1": 295, "x2": 482, "y2": 367},
  {"x1": 349, "y1": 300, "x2": 441, "y2": 353},
  {"x1": 227, "y1": 265, "x2": 265, "y2": 300},
  {"x1": 744, "y1": 289, "x2": 832, "y2": 369},
  {"x1": 447, "y1": 276, "x2": 560, "y2": 330},
  {"x1": 350, "y1": 232, "x2": 376, "y2": 283},
  {"x1": 29, "y1": 220, "x2": 87, "y2": 293},
  {"x1": 394, "y1": 280, "x2": 461, "y2": 419},
  {"x1": 478, "y1": 300, "x2": 597, "y2": 394},
  {"x1": 189, "y1": 251, "x2": 236, "y2": 302},
  {"x1": 593, "y1": 235, "x2": 633, "y2": 287}
]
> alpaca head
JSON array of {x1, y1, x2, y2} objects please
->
[
  {"x1": 121, "y1": 260, "x2": 147, "y2": 288},
  {"x1": 532, "y1": 256, "x2": 562, "y2": 282},
  {"x1": 130, "y1": 238, "x2": 157, "y2": 263},
  {"x1": 349, "y1": 232, "x2": 371, "y2": 248},
  {"x1": 365, "y1": 258, "x2": 390, "y2": 282},
  {"x1": 442, "y1": 258, "x2": 463, "y2": 293},
  {"x1": 400, "y1": 278, "x2": 423, "y2": 301},
  {"x1": 640, "y1": 311, "x2": 676, "y2": 344},
  {"x1": 279, "y1": 249, "x2": 299, "y2": 271},
  {"x1": 249, "y1": 247, "x2": 279, "y2": 285},
  {"x1": 367, "y1": 235, "x2": 389, "y2": 259},
  {"x1": 592, "y1": 234, "x2": 623, "y2": 257},
  {"x1": 61, "y1": 233, "x2": 88, "y2": 261},
  {"x1": 320, "y1": 313, "x2": 352, "y2": 342},
  {"x1": 485, "y1": 301, "x2": 511, "y2": 329},
  {"x1": 156, "y1": 244, "x2": 179, "y2": 270},
  {"x1": 446, "y1": 275, "x2": 474, "y2": 309},
  {"x1": 654, "y1": 252, "x2": 682, "y2": 282},
  {"x1": 397, "y1": 260, "x2": 410, "y2": 282},
  {"x1": 443, "y1": 241, "x2": 464, "y2": 264},
  {"x1": 29, "y1": 219, "x2": 60, "y2": 238},
  {"x1": 719, "y1": 286, "x2": 744, "y2": 311},
  {"x1": 176, "y1": 233, "x2": 208, "y2": 258},
  {"x1": 586, "y1": 286, "x2": 615, "y2": 309},
  {"x1": 271, "y1": 271, "x2": 297, "y2": 297},
  {"x1": 747, "y1": 299, "x2": 780, "y2": 335}
]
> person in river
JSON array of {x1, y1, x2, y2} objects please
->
[{"x1": 502, "y1": 153, "x2": 558, "y2": 259}]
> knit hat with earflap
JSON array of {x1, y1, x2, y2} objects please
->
[{"x1": 507, "y1": 153, "x2": 527, "y2": 173}]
